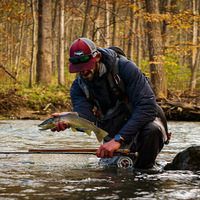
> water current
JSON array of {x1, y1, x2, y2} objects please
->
[{"x1": 0, "y1": 120, "x2": 199, "y2": 199}]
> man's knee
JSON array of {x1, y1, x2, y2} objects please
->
[
  {"x1": 133, "y1": 122, "x2": 164, "y2": 168},
  {"x1": 138, "y1": 121, "x2": 163, "y2": 141},
  {"x1": 135, "y1": 121, "x2": 164, "y2": 153}
]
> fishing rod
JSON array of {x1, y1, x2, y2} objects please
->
[{"x1": 0, "y1": 149, "x2": 139, "y2": 157}]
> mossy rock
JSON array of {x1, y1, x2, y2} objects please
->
[{"x1": 164, "y1": 145, "x2": 200, "y2": 170}]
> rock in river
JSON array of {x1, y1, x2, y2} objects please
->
[{"x1": 164, "y1": 145, "x2": 200, "y2": 170}]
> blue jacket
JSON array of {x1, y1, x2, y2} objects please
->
[{"x1": 70, "y1": 47, "x2": 157, "y2": 142}]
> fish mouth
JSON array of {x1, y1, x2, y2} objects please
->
[
  {"x1": 38, "y1": 122, "x2": 43, "y2": 127},
  {"x1": 38, "y1": 123, "x2": 48, "y2": 130}
]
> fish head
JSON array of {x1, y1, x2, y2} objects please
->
[{"x1": 38, "y1": 116, "x2": 58, "y2": 130}]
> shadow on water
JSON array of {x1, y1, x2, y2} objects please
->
[{"x1": 0, "y1": 120, "x2": 200, "y2": 199}]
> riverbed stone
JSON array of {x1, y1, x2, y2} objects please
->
[{"x1": 164, "y1": 145, "x2": 200, "y2": 170}]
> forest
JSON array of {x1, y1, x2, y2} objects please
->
[{"x1": 0, "y1": 0, "x2": 200, "y2": 120}]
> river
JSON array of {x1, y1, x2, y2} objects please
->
[{"x1": 0, "y1": 120, "x2": 199, "y2": 199}]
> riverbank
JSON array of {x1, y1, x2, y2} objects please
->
[
  {"x1": 0, "y1": 87, "x2": 73, "y2": 120},
  {"x1": 0, "y1": 88, "x2": 199, "y2": 121}
]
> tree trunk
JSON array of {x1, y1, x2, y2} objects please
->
[
  {"x1": 136, "y1": 1, "x2": 142, "y2": 68},
  {"x1": 92, "y1": 0, "x2": 100, "y2": 43},
  {"x1": 52, "y1": 0, "x2": 59, "y2": 74},
  {"x1": 189, "y1": 49, "x2": 200, "y2": 95},
  {"x1": 65, "y1": 12, "x2": 74, "y2": 50},
  {"x1": 189, "y1": 0, "x2": 199, "y2": 95},
  {"x1": 82, "y1": 0, "x2": 92, "y2": 38},
  {"x1": 36, "y1": 0, "x2": 52, "y2": 85},
  {"x1": 112, "y1": 0, "x2": 116, "y2": 46},
  {"x1": 58, "y1": 0, "x2": 65, "y2": 86},
  {"x1": 127, "y1": 0, "x2": 134, "y2": 60},
  {"x1": 29, "y1": 0, "x2": 38, "y2": 88},
  {"x1": 105, "y1": 2, "x2": 110, "y2": 47},
  {"x1": 15, "y1": 1, "x2": 26, "y2": 79},
  {"x1": 165, "y1": 0, "x2": 171, "y2": 47},
  {"x1": 145, "y1": 0, "x2": 167, "y2": 98}
]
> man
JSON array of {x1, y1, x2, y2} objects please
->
[{"x1": 52, "y1": 38, "x2": 169, "y2": 169}]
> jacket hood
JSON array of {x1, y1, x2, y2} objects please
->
[{"x1": 97, "y1": 47, "x2": 118, "y2": 74}]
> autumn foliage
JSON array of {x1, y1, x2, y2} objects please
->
[{"x1": 0, "y1": 0, "x2": 199, "y2": 97}]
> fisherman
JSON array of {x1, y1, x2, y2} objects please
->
[{"x1": 51, "y1": 38, "x2": 169, "y2": 169}]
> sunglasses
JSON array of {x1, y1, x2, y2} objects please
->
[{"x1": 69, "y1": 51, "x2": 97, "y2": 64}]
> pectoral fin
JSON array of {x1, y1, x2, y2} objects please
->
[
  {"x1": 85, "y1": 129, "x2": 92, "y2": 136},
  {"x1": 71, "y1": 127, "x2": 77, "y2": 132}
]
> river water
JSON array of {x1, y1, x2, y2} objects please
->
[{"x1": 0, "y1": 120, "x2": 199, "y2": 199}]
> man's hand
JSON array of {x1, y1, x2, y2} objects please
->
[
  {"x1": 51, "y1": 112, "x2": 78, "y2": 132},
  {"x1": 96, "y1": 139, "x2": 121, "y2": 158}
]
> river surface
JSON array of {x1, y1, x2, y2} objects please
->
[{"x1": 0, "y1": 120, "x2": 199, "y2": 199}]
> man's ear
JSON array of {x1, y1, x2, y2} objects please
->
[{"x1": 96, "y1": 52, "x2": 101, "y2": 62}]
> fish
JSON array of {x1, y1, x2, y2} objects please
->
[{"x1": 38, "y1": 113, "x2": 108, "y2": 142}]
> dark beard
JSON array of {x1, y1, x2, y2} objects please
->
[
  {"x1": 81, "y1": 63, "x2": 99, "y2": 82},
  {"x1": 92, "y1": 64, "x2": 99, "y2": 80}
]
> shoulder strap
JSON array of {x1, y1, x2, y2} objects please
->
[
  {"x1": 78, "y1": 77, "x2": 99, "y2": 107},
  {"x1": 78, "y1": 77, "x2": 90, "y2": 99},
  {"x1": 108, "y1": 46, "x2": 127, "y2": 57},
  {"x1": 107, "y1": 57, "x2": 127, "y2": 102}
]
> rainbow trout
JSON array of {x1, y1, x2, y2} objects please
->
[{"x1": 38, "y1": 114, "x2": 108, "y2": 142}]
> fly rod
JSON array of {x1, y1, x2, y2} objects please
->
[{"x1": 0, "y1": 149, "x2": 138, "y2": 157}]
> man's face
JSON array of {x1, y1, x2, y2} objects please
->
[{"x1": 80, "y1": 61, "x2": 99, "y2": 82}]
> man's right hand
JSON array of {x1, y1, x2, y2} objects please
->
[
  {"x1": 51, "y1": 121, "x2": 70, "y2": 132},
  {"x1": 50, "y1": 112, "x2": 78, "y2": 132}
]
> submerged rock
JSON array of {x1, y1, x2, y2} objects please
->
[{"x1": 164, "y1": 145, "x2": 200, "y2": 170}]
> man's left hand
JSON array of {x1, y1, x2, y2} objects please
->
[{"x1": 96, "y1": 139, "x2": 121, "y2": 158}]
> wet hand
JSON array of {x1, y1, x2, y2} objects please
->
[
  {"x1": 51, "y1": 121, "x2": 70, "y2": 132},
  {"x1": 96, "y1": 139, "x2": 121, "y2": 158}
]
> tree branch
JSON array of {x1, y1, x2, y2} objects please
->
[{"x1": 0, "y1": 65, "x2": 17, "y2": 81}]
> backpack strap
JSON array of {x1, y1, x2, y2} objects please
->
[
  {"x1": 108, "y1": 46, "x2": 127, "y2": 57},
  {"x1": 78, "y1": 77, "x2": 90, "y2": 99},
  {"x1": 78, "y1": 77, "x2": 101, "y2": 110},
  {"x1": 107, "y1": 57, "x2": 128, "y2": 102}
]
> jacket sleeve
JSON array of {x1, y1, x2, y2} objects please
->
[
  {"x1": 118, "y1": 59, "x2": 157, "y2": 142},
  {"x1": 70, "y1": 78, "x2": 96, "y2": 123}
]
